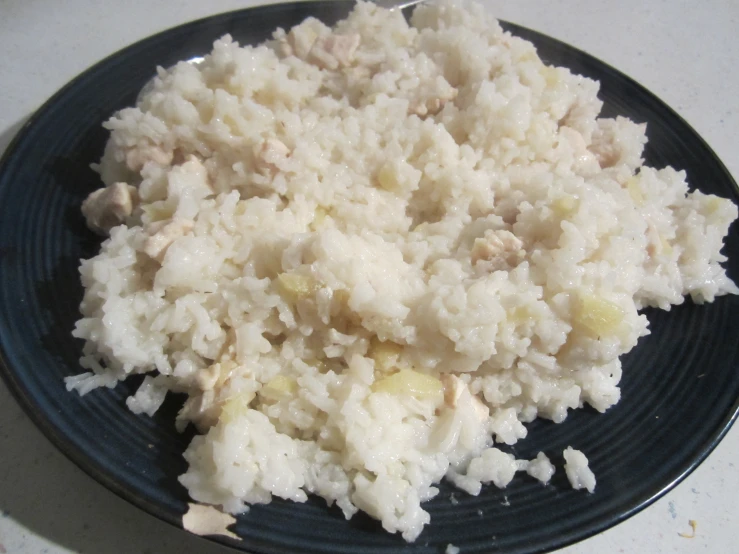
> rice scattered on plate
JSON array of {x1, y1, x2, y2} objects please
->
[{"x1": 67, "y1": 0, "x2": 738, "y2": 542}]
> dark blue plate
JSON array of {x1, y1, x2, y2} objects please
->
[{"x1": 1, "y1": 2, "x2": 738, "y2": 553}]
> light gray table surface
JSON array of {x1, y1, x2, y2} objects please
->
[{"x1": 1, "y1": 1, "x2": 737, "y2": 553}]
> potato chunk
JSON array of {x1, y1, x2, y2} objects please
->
[
  {"x1": 573, "y1": 293, "x2": 624, "y2": 337},
  {"x1": 373, "y1": 368, "x2": 443, "y2": 403}
]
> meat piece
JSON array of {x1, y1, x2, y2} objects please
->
[
  {"x1": 195, "y1": 360, "x2": 237, "y2": 391},
  {"x1": 588, "y1": 117, "x2": 647, "y2": 170},
  {"x1": 409, "y1": 88, "x2": 458, "y2": 117},
  {"x1": 324, "y1": 34, "x2": 360, "y2": 66},
  {"x1": 471, "y1": 229, "x2": 525, "y2": 270},
  {"x1": 176, "y1": 390, "x2": 220, "y2": 432},
  {"x1": 441, "y1": 374, "x2": 489, "y2": 421},
  {"x1": 81, "y1": 181, "x2": 137, "y2": 235},
  {"x1": 125, "y1": 144, "x2": 173, "y2": 172},
  {"x1": 309, "y1": 33, "x2": 360, "y2": 70},
  {"x1": 441, "y1": 373, "x2": 465, "y2": 408},
  {"x1": 283, "y1": 24, "x2": 320, "y2": 58},
  {"x1": 645, "y1": 222, "x2": 672, "y2": 259},
  {"x1": 558, "y1": 126, "x2": 599, "y2": 176},
  {"x1": 143, "y1": 218, "x2": 194, "y2": 262},
  {"x1": 254, "y1": 138, "x2": 291, "y2": 174},
  {"x1": 182, "y1": 504, "x2": 239, "y2": 540},
  {"x1": 276, "y1": 36, "x2": 293, "y2": 58}
]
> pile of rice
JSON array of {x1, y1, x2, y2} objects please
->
[{"x1": 68, "y1": 0, "x2": 738, "y2": 542}]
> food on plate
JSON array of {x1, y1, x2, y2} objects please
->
[
  {"x1": 563, "y1": 447, "x2": 596, "y2": 493},
  {"x1": 67, "y1": 0, "x2": 738, "y2": 542},
  {"x1": 182, "y1": 503, "x2": 239, "y2": 539}
]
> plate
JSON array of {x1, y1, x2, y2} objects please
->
[{"x1": 1, "y1": 2, "x2": 738, "y2": 553}]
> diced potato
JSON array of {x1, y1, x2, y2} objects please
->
[
  {"x1": 551, "y1": 195, "x2": 578, "y2": 219},
  {"x1": 541, "y1": 66, "x2": 560, "y2": 87},
  {"x1": 705, "y1": 196, "x2": 723, "y2": 214},
  {"x1": 368, "y1": 337, "x2": 404, "y2": 373},
  {"x1": 331, "y1": 288, "x2": 362, "y2": 326},
  {"x1": 518, "y1": 50, "x2": 538, "y2": 63},
  {"x1": 304, "y1": 358, "x2": 329, "y2": 373},
  {"x1": 334, "y1": 289, "x2": 350, "y2": 305},
  {"x1": 219, "y1": 391, "x2": 255, "y2": 424},
  {"x1": 377, "y1": 162, "x2": 399, "y2": 192},
  {"x1": 573, "y1": 293, "x2": 624, "y2": 337},
  {"x1": 372, "y1": 368, "x2": 443, "y2": 403},
  {"x1": 234, "y1": 200, "x2": 248, "y2": 216},
  {"x1": 509, "y1": 306, "x2": 533, "y2": 324},
  {"x1": 277, "y1": 272, "x2": 319, "y2": 302},
  {"x1": 310, "y1": 206, "x2": 329, "y2": 230},
  {"x1": 142, "y1": 201, "x2": 175, "y2": 223},
  {"x1": 626, "y1": 177, "x2": 644, "y2": 206},
  {"x1": 260, "y1": 375, "x2": 298, "y2": 400}
]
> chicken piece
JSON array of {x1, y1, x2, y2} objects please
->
[
  {"x1": 125, "y1": 144, "x2": 173, "y2": 172},
  {"x1": 276, "y1": 36, "x2": 293, "y2": 58},
  {"x1": 471, "y1": 229, "x2": 525, "y2": 270},
  {"x1": 409, "y1": 88, "x2": 458, "y2": 117},
  {"x1": 143, "y1": 218, "x2": 194, "y2": 262},
  {"x1": 645, "y1": 222, "x2": 671, "y2": 258},
  {"x1": 558, "y1": 126, "x2": 599, "y2": 176},
  {"x1": 309, "y1": 33, "x2": 360, "y2": 70},
  {"x1": 195, "y1": 360, "x2": 237, "y2": 391},
  {"x1": 176, "y1": 390, "x2": 220, "y2": 432},
  {"x1": 441, "y1": 373, "x2": 465, "y2": 408},
  {"x1": 81, "y1": 181, "x2": 137, "y2": 235},
  {"x1": 281, "y1": 23, "x2": 321, "y2": 58},
  {"x1": 254, "y1": 138, "x2": 291, "y2": 174},
  {"x1": 324, "y1": 33, "x2": 360, "y2": 66},
  {"x1": 182, "y1": 504, "x2": 238, "y2": 540},
  {"x1": 441, "y1": 374, "x2": 489, "y2": 421},
  {"x1": 588, "y1": 117, "x2": 647, "y2": 170}
]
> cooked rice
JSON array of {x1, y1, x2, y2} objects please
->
[{"x1": 68, "y1": 0, "x2": 737, "y2": 542}]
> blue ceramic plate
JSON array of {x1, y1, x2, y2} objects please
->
[{"x1": 1, "y1": 2, "x2": 738, "y2": 553}]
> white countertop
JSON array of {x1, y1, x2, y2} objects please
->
[{"x1": 1, "y1": 1, "x2": 737, "y2": 552}]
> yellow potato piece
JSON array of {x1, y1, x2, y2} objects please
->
[
  {"x1": 509, "y1": 306, "x2": 533, "y2": 324},
  {"x1": 310, "y1": 205, "x2": 329, "y2": 230},
  {"x1": 260, "y1": 375, "x2": 298, "y2": 400},
  {"x1": 377, "y1": 162, "x2": 399, "y2": 192},
  {"x1": 626, "y1": 177, "x2": 644, "y2": 206},
  {"x1": 573, "y1": 293, "x2": 624, "y2": 337},
  {"x1": 704, "y1": 196, "x2": 723, "y2": 214},
  {"x1": 142, "y1": 202, "x2": 175, "y2": 223},
  {"x1": 305, "y1": 358, "x2": 329, "y2": 373},
  {"x1": 372, "y1": 368, "x2": 443, "y2": 402},
  {"x1": 277, "y1": 272, "x2": 319, "y2": 302},
  {"x1": 219, "y1": 391, "x2": 255, "y2": 424},
  {"x1": 541, "y1": 66, "x2": 560, "y2": 87},
  {"x1": 369, "y1": 338, "x2": 404, "y2": 373},
  {"x1": 551, "y1": 195, "x2": 578, "y2": 219}
]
